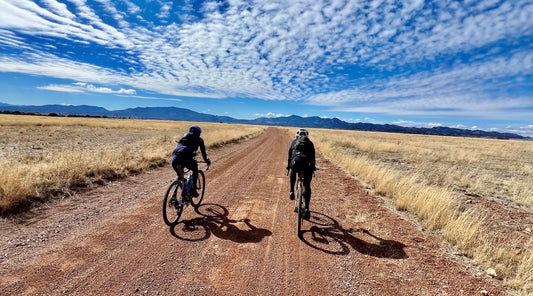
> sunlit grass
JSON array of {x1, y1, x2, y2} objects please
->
[
  {"x1": 0, "y1": 114, "x2": 265, "y2": 215},
  {"x1": 305, "y1": 128, "x2": 533, "y2": 294}
]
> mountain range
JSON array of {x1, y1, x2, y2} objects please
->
[{"x1": 0, "y1": 103, "x2": 526, "y2": 139}]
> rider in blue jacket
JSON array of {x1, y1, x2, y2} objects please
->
[{"x1": 172, "y1": 125, "x2": 211, "y2": 197}]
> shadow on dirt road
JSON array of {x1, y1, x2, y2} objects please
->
[
  {"x1": 300, "y1": 211, "x2": 408, "y2": 259},
  {"x1": 170, "y1": 203, "x2": 272, "y2": 243}
]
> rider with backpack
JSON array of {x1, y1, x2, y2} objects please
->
[
  {"x1": 287, "y1": 128, "x2": 316, "y2": 220},
  {"x1": 172, "y1": 125, "x2": 211, "y2": 197}
]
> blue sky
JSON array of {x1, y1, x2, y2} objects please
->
[{"x1": 0, "y1": 0, "x2": 532, "y2": 136}]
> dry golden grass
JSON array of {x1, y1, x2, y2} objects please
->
[
  {"x1": 310, "y1": 129, "x2": 532, "y2": 208},
  {"x1": 304, "y1": 128, "x2": 533, "y2": 294},
  {"x1": 0, "y1": 114, "x2": 265, "y2": 215}
]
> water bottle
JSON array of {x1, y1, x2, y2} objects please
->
[{"x1": 185, "y1": 175, "x2": 192, "y2": 194}]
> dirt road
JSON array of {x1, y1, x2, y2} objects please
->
[{"x1": 1, "y1": 127, "x2": 505, "y2": 295}]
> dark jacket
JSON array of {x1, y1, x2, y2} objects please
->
[
  {"x1": 288, "y1": 137, "x2": 316, "y2": 171},
  {"x1": 173, "y1": 132, "x2": 207, "y2": 161}
]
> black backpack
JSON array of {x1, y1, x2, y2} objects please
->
[
  {"x1": 293, "y1": 135, "x2": 311, "y2": 156},
  {"x1": 178, "y1": 132, "x2": 196, "y2": 146}
]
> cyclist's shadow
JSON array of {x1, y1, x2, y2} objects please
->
[
  {"x1": 170, "y1": 203, "x2": 272, "y2": 243},
  {"x1": 300, "y1": 211, "x2": 408, "y2": 259}
]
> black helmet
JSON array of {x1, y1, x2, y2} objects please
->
[
  {"x1": 189, "y1": 125, "x2": 202, "y2": 135},
  {"x1": 296, "y1": 128, "x2": 309, "y2": 137}
]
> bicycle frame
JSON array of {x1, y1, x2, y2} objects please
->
[
  {"x1": 174, "y1": 166, "x2": 189, "y2": 205},
  {"x1": 293, "y1": 170, "x2": 305, "y2": 237},
  {"x1": 174, "y1": 160, "x2": 210, "y2": 205},
  {"x1": 163, "y1": 160, "x2": 210, "y2": 227}
]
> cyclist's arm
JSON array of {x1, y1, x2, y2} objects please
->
[
  {"x1": 198, "y1": 137, "x2": 208, "y2": 162},
  {"x1": 287, "y1": 141, "x2": 294, "y2": 168},
  {"x1": 310, "y1": 142, "x2": 316, "y2": 170}
]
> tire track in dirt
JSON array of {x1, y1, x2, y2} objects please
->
[{"x1": 1, "y1": 127, "x2": 506, "y2": 295}]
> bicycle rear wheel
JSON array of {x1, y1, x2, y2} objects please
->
[
  {"x1": 297, "y1": 184, "x2": 304, "y2": 237},
  {"x1": 163, "y1": 180, "x2": 183, "y2": 226},
  {"x1": 190, "y1": 170, "x2": 205, "y2": 208}
]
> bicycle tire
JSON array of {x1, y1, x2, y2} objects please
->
[
  {"x1": 190, "y1": 170, "x2": 205, "y2": 208},
  {"x1": 163, "y1": 180, "x2": 183, "y2": 226},
  {"x1": 297, "y1": 183, "x2": 304, "y2": 237}
]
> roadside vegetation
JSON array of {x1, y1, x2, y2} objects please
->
[
  {"x1": 0, "y1": 114, "x2": 265, "y2": 215},
  {"x1": 306, "y1": 128, "x2": 532, "y2": 294}
]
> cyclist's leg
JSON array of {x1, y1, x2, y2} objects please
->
[
  {"x1": 289, "y1": 169, "x2": 296, "y2": 195},
  {"x1": 290, "y1": 155, "x2": 304, "y2": 195},
  {"x1": 171, "y1": 155, "x2": 182, "y2": 176}
]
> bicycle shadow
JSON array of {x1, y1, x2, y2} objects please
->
[
  {"x1": 170, "y1": 203, "x2": 272, "y2": 243},
  {"x1": 300, "y1": 211, "x2": 408, "y2": 259}
]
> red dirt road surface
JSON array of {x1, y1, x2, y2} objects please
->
[{"x1": 1, "y1": 128, "x2": 505, "y2": 295}]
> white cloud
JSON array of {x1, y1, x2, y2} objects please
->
[
  {"x1": 307, "y1": 49, "x2": 533, "y2": 120},
  {"x1": 157, "y1": 2, "x2": 172, "y2": 19},
  {"x1": 0, "y1": 53, "x2": 226, "y2": 98},
  {"x1": 118, "y1": 95, "x2": 181, "y2": 102},
  {"x1": 124, "y1": 0, "x2": 141, "y2": 14},
  {"x1": 254, "y1": 112, "x2": 285, "y2": 118},
  {"x1": 38, "y1": 82, "x2": 136, "y2": 95},
  {"x1": 81, "y1": 83, "x2": 136, "y2": 95},
  {"x1": 38, "y1": 84, "x2": 83, "y2": 93},
  {"x1": 0, "y1": 29, "x2": 30, "y2": 48},
  {"x1": 340, "y1": 118, "x2": 362, "y2": 123},
  {"x1": 392, "y1": 120, "x2": 443, "y2": 129},
  {"x1": 39, "y1": 81, "x2": 182, "y2": 102},
  {"x1": 40, "y1": 0, "x2": 76, "y2": 19},
  {"x1": 0, "y1": 0, "x2": 531, "y2": 123},
  {"x1": 330, "y1": 95, "x2": 533, "y2": 121},
  {"x1": 505, "y1": 125, "x2": 533, "y2": 137}
]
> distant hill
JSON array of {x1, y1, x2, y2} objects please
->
[
  {"x1": 0, "y1": 103, "x2": 526, "y2": 139},
  {"x1": 0, "y1": 104, "x2": 109, "y2": 116},
  {"x1": 109, "y1": 106, "x2": 236, "y2": 123},
  {"x1": 251, "y1": 115, "x2": 526, "y2": 139}
]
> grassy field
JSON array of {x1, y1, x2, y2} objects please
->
[
  {"x1": 3, "y1": 115, "x2": 532, "y2": 292},
  {"x1": 304, "y1": 128, "x2": 532, "y2": 294},
  {"x1": 0, "y1": 114, "x2": 265, "y2": 215}
]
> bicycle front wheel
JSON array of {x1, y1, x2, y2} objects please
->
[
  {"x1": 297, "y1": 184, "x2": 304, "y2": 237},
  {"x1": 191, "y1": 170, "x2": 205, "y2": 208},
  {"x1": 163, "y1": 180, "x2": 183, "y2": 226}
]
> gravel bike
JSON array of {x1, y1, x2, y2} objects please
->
[
  {"x1": 294, "y1": 170, "x2": 306, "y2": 237},
  {"x1": 163, "y1": 161, "x2": 210, "y2": 226},
  {"x1": 288, "y1": 169, "x2": 307, "y2": 237}
]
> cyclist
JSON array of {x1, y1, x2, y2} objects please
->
[
  {"x1": 287, "y1": 128, "x2": 316, "y2": 220},
  {"x1": 172, "y1": 125, "x2": 211, "y2": 197}
]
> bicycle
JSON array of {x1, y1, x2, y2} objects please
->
[
  {"x1": 288, "y1": 169, "x2": 307, "y2": 237},
  {"x1": 295, "y1": 170, "x2": 305, "y2": 237},
  {"x1": 163, "y1": 160, "x2": 210, "y2": 226}
]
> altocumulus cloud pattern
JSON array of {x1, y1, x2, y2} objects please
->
[{"x1": 0, "y1": 0, "x2": 532, "y2": 135}]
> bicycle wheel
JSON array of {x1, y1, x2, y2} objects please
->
[
  {"x1": 163, "y1": 180, "x2": 183, "y2": 226},
  {"x1": 297, "y1": 183, "x2": 304, "y2": 237},
  {"x1": 190, "y1": 170, "x2": 205, "y2": 208}
]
